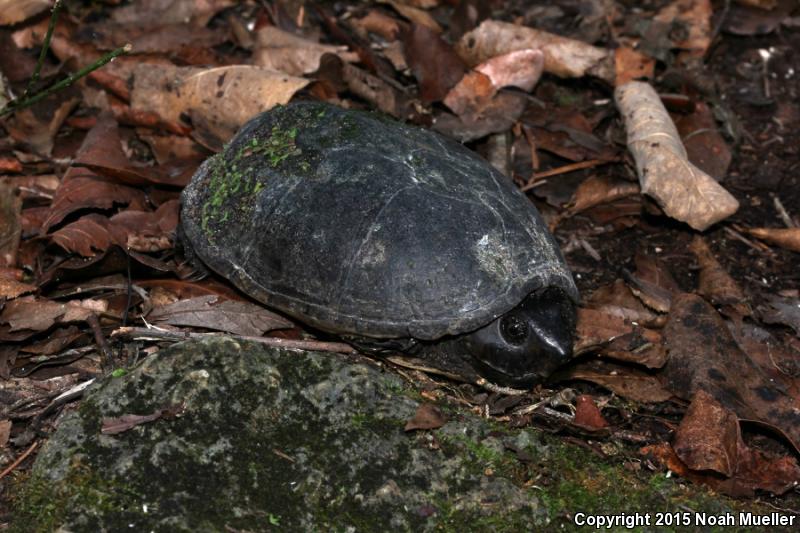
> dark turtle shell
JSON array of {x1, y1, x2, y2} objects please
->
[{"x1": 180, "y1": 102, "x2": 578, "y2": 341}]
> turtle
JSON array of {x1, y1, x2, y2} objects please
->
[{"x1": 180, "y1": 101, "x2": 579, "y2": 387}]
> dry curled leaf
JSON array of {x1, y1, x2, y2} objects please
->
[
  {"x1": 456, "y1": 20, "x2": 614, "y2": 82},
  {"x1": 615, "y1": 82, "x2": 739, "y2": 230},
  {"x1": 131, "y1": 64, "x2": 309, "y2": 142},
  {"x1": 744, "y1": 227, "x2": 800, "y2": 252},
  {"x1": 0, "y1": 0, "x2": 50, "y2": 26},
  {"x1": 573, "y1": 395, "x2": 608, "y2": 431},
  {"x1": 148, "y1": 295, "x2": 293, "y2": 337},
  {"x1": 253, "y1": 26, "x2": 358, "y2": 76},
  {"x1": 689, "y1": 236, "x2": 750, "y2": 314},
  {"x1": 673, "y1": 389, "x2": 741, "y2": 477},
  {"x1": 404, "y1": 23, "x2": 465, "y2": 103}
]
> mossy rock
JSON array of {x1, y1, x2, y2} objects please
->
[{"x1": 12, "y1": 338, "x2": 787, "y2": 532}]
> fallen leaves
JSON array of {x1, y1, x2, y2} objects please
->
[
  {"x1": 253, "y1": 26, "x2": 358, "y2": 76},
  {"x1": 404, "y1": 23, "x2": 465, "y2": 104},
  {"x1": 148, "y1": 295, "x2": 293, "y2": 337},
  {"x1": 0, "y1": 0, "x2": 50, "y2": 27},
  {"x1": 744, "y1": 227, "x2": 800, "y2": 252},
  {"x1": 456, "y1": 20, "x2": 614, "y2": 82},
  {"x1": 645, "y1": 390, "x2": 800, "y2": 497},
  {"x1": 131, "y1": 64, "x2": 309, "y2": 143},
  {"x1": 615, "y1": 81, "x2": 739, "y2": 230}
]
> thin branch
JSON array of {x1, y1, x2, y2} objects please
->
[
  {"x1": 23, "y1": 0, "x2": 63, "y2": 99},
  {"x1": 111, "y1": 326, "x2": 357, "y2": 354},
  {"x1": 0, "y1": 441, "x2": 39, "y2": 481},
  {"x1": 1, "y1": 43, "x2": 132, "y2": 117}
]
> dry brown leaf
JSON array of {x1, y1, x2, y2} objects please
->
[
  {"x1": 573, "y1": 307, "x2": 631, "y2": 355},
  {"x1": 759, "y1": 295, "x2": 800, "y2": 335},
  {"x1": 4, "y1": 92, "x2": 79, "y2": 156},
  {"x1": 744, "y1": 227, "x2": 800, "y2": 252},
  {"x1": 586, "y1": 279, "x2": 662, "y2": 327},
  {"x1": 21, "y1": 325, "x2": 84, "y2": 355},
  {"x1": 663, "y1": 293, "x2": 800, "y2": 453},
  {"x1": 432, "y1": 91, "x2": 527, "y2": 142},
  {"x1": 42, "y1": 174, "x2": 147, "y2": 233},
  {"x1": 404, "y1": 23, "x2": 466, "y2": 103},
  {"x1": 647, "y1": 393, "x2": 800, "y2": 497},
  {"x1": 573, "y1": 395, "x2": 608, "y2": 431},
  {"x1": 107, "y1": 200, "x2": 179, "y2": 253},
  {"x1": 566, "y1": 176, "x2": 640, "y2": 216},
  {"x1": 0, "y1": 297, "x2": 100, "y2": 332},
  {"x1": 51, "y1": 214, "x2": 112, "y2": 257},
  {"x1": 456, "y1": 20, "x2": 613, "y2": 82},
  {"x1": 131, "y1": 64, "x2": 309, "y2": 142},
  {"x1": 352, "y1": 10, "x2": 401, "y2": 41},
  {"x1": 689, "y1": 236, "x2": 750, "y2": 314},
  {"x1": 110, "y1": 0, "x2": 233, "y2": 27},
  {"x1": 673, "y1": 389, "x2": 740, "y2": 476},
  {"x1": 0, "y1": 277, "x2": 35, "y2": 299},
  {"x1": 614, "y1": 46, "x2": 655, "y2": 85},
  {"x1": 615, "y1": 82, "x2": 739, "y2": 230},
  {"x1": 0, "y1": 419, "x2": 11, "y2": 447},
  {"x1": 474, "y1": 49, "x2": 544, "y2": 92},
  {"x1": 602, "y1": 328, "x2": 667, "y2": 369},
  {"x1": 635, "y1": 254, "x2": 682, "y2": 295},
  {"x1": 735, "y1": 0, "x2": 777, "y2": 7},
  {"x1": 253, "y1": 26, "x2": 358, "y2": 76},
  {"x1": 655, "y1": 0, "x2": 713, "y2": 57},
  {"x1": 0, "y1": 157, "x2": 23, "y2": 173},
  {"x1": 0, "y1": 0, "x2": 50, "y2": 26},
  {"x1": 383, "y1": 0, "x2": 442, "y2": 33},
  {"x1": 565, "y1": 361, "x2": 673, "y2": 403},
  {"x1": 443, "y1": 50, "x2": 544, "y2": 134},
  {"x1": 75, "y1": 115, "x2": 195, "y2": 187},
  {"x1": 148, "y1": 295, "x2": 293, "y2": 337},
  {"x1": 1, "y1": 174, "x2": 59, "y2": 201},
  {"x1": 443, "y1": 71, "x2": 494, "y2": 116},
  {"x1": 341, "y1": 62, "x2": 404, "y2": 117},
  {"x1": 0, "y1": 182, "x2": 21, "y2": 267},
  {"x1": 405, "y1": 403, "x2": 447, "y2": 431},
  {"x1": 674, "y1": 102, "x2": 732, "y2": 181}
]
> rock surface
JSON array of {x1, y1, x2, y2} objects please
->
[
  {"x1": 15, "y1": 337, "x2": 769, "y2": 532},
  {"x1": 15, "y1": 338, "x2": 547, "y2": 531}
]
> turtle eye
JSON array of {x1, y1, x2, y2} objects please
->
[{"x1": 500, "y1": 315, "x2": 528, "y2": 345}]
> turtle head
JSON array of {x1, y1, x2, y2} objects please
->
[{"x1": 462, "y1": 287, "x2": 576, "y2": 387}]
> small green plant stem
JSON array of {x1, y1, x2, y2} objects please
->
[
  {"x1": 0, "y1": 43, "x2": 132, "y2": 117},
  {"x1": 23, "y1": 0, "x2": 63, "y2": 98}
]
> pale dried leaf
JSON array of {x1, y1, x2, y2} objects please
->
[
  {"x1": 131, "y1": 64, "x2": 309, "y2": 142},
  {"x1": 253, "y1": 26, "x2": 357, "y2": 76},
  {"x1": 474, "y1": 49, "x2": 544, "y2": 92},
  {"x1": 383, "y1": 0, "x2": 442, "y2": 33},
  {"x1": 456, "y1": 20, "x2": 613, "y2": 82},
  {"x1": 0, "y1": 297, "x2": 98, "y2": 332},
  {"x1": 148, "y1": 295, "x2": 293, "y2": 336},
  {"x1": 0, "y1": 0, "x2": 50, "y2": 26},
  {"x1": 745, "y1": 227, "x2": 800, "y2": 252},
  {"x1": 615, "y1": 82, "x2": 739, "y2": 230}
]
